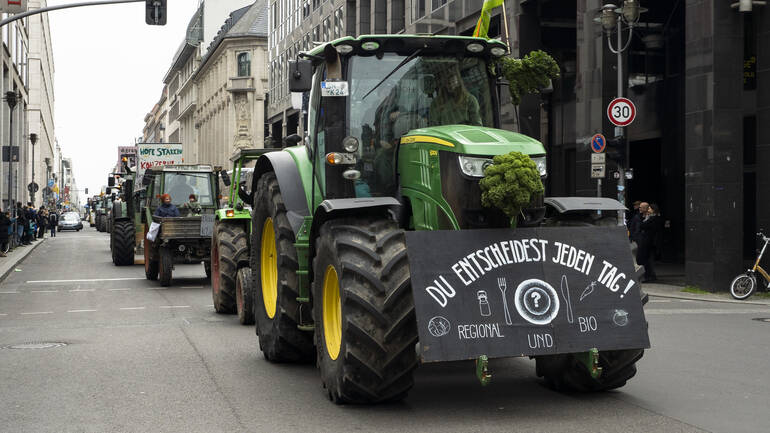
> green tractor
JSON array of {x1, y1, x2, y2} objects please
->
[
  {"x1": 210, "y1": 148, "x2": 273, "y2": 324},
  {"x1": 109, "y1": 160, "x2": 143, "y2": 266},
  {"x1": 95, "y1": 195, "x2": 111, "y2": 233},
  {"x1": 249, "y1": 35, "x2": 649, "y2": 404},
  {"x1": 141, "y1": 164, "x2": 219, "y2": 286}
]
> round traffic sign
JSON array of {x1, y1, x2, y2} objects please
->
[
  {"x1": 590, "y1": 133, "x2": 606, "y2": 153},
  {"x1": 607, "y1": 97, "x2": 636, "y2": 127}
]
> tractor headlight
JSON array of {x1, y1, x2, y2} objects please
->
[
  {"x1": 342, "y1": 136, "x2": 359, "y2": 153},
  {"x1": 531, "y1": 156, "x2": 547, "y2": 177},
  {"x1": 458, "y1": 155, "x2": 493, "y2": 178}
]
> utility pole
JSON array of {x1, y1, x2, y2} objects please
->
[{"x1": 5, "y1": 91, "x2": 17, "y2": 242}]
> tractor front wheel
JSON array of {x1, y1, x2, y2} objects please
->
[
  {"x1": 159, "y1": 246, "x2": 173, "y2": 287},
  {"x1": 111, "y1": 220, "x2": 135, "y2": 266},
  {"x1": 251, "y1": 172, "x2": 314, "y2": 362},
  {"x1": 313, "y1": 218, "x2": 418, "y2": 404},
  {"x1": 236, "y1": 268, "x2": 255, "y2": 325},
  {"x1": 211, "y1": 222, "x2": 248, "y2": 314}
]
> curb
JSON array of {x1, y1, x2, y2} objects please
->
[
  {"x1": 645, "y1": 288, "x2": 770, "y2": 307},
  {"x1": 0, "y1": 238, "x2": 46, "y2": 283}
]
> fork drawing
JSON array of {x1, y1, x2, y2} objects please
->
[{"x1": 498, "y1": 277, "x2": 513, "y2": 325}]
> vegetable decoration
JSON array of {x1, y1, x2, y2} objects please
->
[{"x1": 479, "y1": 151, "x2": 544, "y2": 228}]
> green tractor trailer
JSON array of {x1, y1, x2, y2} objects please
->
[
  {"x1": 247, "y1": 35, "x2": 649, "y2": 404},
  {"x1": 211, "y1": 148, "x2": 273, "y2": 325}
]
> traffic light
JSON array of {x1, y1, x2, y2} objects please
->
[
  {"x1": 605, "y1": 136, "x2": 627, "y2": 165},
  {"x1": 145, "y1": 0, "x2": 166, "y2": 25}
]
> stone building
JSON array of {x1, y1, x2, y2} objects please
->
[{"x1": 194, "y1": 1, "x2": 269, "y2": 167}]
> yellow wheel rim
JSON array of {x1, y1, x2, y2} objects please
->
[
  {"x1": 261, "y1": 218, "x2": 278, "y2": 319},
  {"x1": 322, "y1": 265, "x2": 342, "y2": 360}
]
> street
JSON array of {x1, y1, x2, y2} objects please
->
[{"x1": 1, "y1": 229, "x2": 769, "y2": 433}]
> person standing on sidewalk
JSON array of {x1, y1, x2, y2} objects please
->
[
  {"x1": 0, "y1": 210, "x2": 10, "y2": 256},
  {"x1": 638, "y1": 203, "x2": 664, "y2": 282},
  {"x1": 48, "y1": 210, "x2": 58, "y2": 237},
  {"x1": 37, "y1": 207, "x2": 47, "y2": 239}
]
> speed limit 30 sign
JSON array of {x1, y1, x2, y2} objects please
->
[{"x1": 607, "y1": 97, "x2": 636, "y2": 127}]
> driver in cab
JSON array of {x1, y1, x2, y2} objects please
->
[
  {"x1": 154, "y1": 194, "x2": 180, "y2": 218},
  {"x1": 429, "y1": 65, "x2": 482, "y2": 127}
]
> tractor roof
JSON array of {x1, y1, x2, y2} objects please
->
[
  {"x1": 306, "y1": 34, "x2": 508, "y2": 60},
  {"x1": 158, "y1": 164, "x2": 214, "y2": 173}
]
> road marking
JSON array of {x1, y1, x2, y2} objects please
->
[
  {"x1": 0, "y1": 313, "x2": 7, "y2": 316},
  {"x1": 31, "y1": 290, "x2": 59, "y2": 293},
  {"x1": 159, "y1": 305, "x2": 190, "y2": 309},
  {"x1": 108, "y1": 288, "x2": 131, "y2": 291},
  {"x1": 20, "y1": 311, "x2": 54, "y2": 315},
  {"x1": 68, "y1": 309, "x2": 97, "y2": 313},
  {"x1": 26, "y1": 277, "x2": 146, "y2": 284},
  {"x1": 120, "y1": 307, "x2": 146, "y2": 310},
  {"x1": 146, "y1": 287, "x2": 167, "y2": 290},
  {"x1": 0, "y1": 291, "x2": 18, "y2": 294},
  {"x1": 181, "y1": 286, "x2": 203, "y2": 289},
  {"x1": 69, "y1": 289, "x2": 95, "y2": 292}
]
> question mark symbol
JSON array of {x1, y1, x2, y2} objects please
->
[{"x1": 531, "y1": 292, "x2": 541, "y2": 308}]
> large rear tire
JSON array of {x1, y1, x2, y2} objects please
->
[
  {"x1": 111, "y1": 220, "x2": 135, "y2": 266},
  {"x1": 313, "y1": 218, "x2": 418, "y2": 404},
  {"x1": 159, "y1": 245, "x2": 173, "y2": 287},
  {"x1": 251, "y1": 172, "x2": 314, "y2": 362},
  {"x1": 211, "y1": 222, "x2": 248, "y2": 314},
  {"x1": 236, "y1": 268, "x2": 255, "y2": 325}
]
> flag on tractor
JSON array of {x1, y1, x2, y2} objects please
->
[{"x1": 473, "y1": 0, "x2": 504, "y2": 39}]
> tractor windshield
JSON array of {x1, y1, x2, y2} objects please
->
[
  {"x1": 349, "y1": 54, "x2": 494, "y2": 145},
  {"x1": 346, "y1": 54, "x2": 495, "y2": 195},
  {"x1": 163, "y1": 173, "x2": 215, "y2": 206}
]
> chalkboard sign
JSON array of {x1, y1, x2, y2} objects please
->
[{"x1": 405, "y1": 226, "x2": 650, "y2": 363}]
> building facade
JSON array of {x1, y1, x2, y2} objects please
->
[
  {"x1": 194, "y1": 2, "x2": 269, "y2": 167},
  {"x1": 27, "y1": 0, "x2": 56, "y2": 208}
]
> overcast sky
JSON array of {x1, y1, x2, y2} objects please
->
[{"x1": 48, "y1": 0, "x2": 200, "y2": 198}]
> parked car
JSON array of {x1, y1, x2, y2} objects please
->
[{"x1": 58, "y1": 212, "x2": 83, "y2": 232}]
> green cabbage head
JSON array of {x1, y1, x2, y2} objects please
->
[{"x1": 479, "y1": 151, "x2": 544, "y2": 225}]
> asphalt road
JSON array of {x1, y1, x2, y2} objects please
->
[{"x1": 0, "y1": 229, "x2": 769, "y2": 433}]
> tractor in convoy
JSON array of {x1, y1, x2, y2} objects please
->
[
  {"x1": 210, "y1": 148, "x2": 273, "y2": 325},
  {"x1": 141, "y1": 164, "x2": 219, "y2": 286},
  {"x1": 108, "y1": 159, "x2": 143, "y2": 266},
  {"x1": 246, "y1": 34, "x2": 649, "y2": 404}
]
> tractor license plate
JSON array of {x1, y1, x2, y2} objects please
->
[
  {"x1": 405, "y1": 226, "x2": 650, "y2": 363},
  {"x1": 321, "y1": 81, "x2": 349, "y2": 97}
]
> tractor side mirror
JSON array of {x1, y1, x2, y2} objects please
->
[
  {"x1": 283, "y1": 134, "x2": 302, "y2": 147},
  {"x1": 108, "y1": 176, "x2": 115, "y2": 187},
  {"x1": 220, "y1": 170, "x2": 231, "y2": 187},
  {"x1": 289, "y1": 59, "x2": 312, "y2": 92}
]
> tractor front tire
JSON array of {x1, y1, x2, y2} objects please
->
[
  {"x1": 535, "y1": 348, "x2": 644, "y2": 392},
  {"x1": 111, "y1": 221, "x2": 135, "y2": 266},
  {"x1": 211, "y1": 222, "x2": 248, "y2": 314},
  {"x1": 159, "y1": 246, "x2": 173, "y2": 287},
  {"x1": 251, "y1": 172, "x2": 314, "y2": 362},
  {"x1": 236, "y1": 268, "x2": 255, "y2": 325},
  {"x1": 313, "y1": 218, "x2": 418, "y2": 404}
]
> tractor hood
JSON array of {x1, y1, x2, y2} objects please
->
[{"x1": 400, "y1": 125, "x2": 545, "y2": 156}]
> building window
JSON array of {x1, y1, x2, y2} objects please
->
[
  {"x1": 413, "y1": 0, "x2": 426, "y2": 22},
  {"x1": 334, "y1": 7, "x2": 343, "y2": 39},
  {"x1": 432, "y1": 0, "x2": 447, "y2": 10},
  {"x1": 238, "y1": 52, "x2": 251, "y2": 77}
]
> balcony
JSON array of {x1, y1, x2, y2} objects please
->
[
  {"x1": 169, "y1": 100, "x2": 180, "y2": 121},
  {"x1": 228, "y1": 77, "x2": 254, "y2": 93}
]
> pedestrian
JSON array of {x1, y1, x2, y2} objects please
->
[
  {"x1": 27, "y1": 204, "x2": 37, "y2": 242},
  {"x1": 37, "y1": 207, "x2": 47, "y2": 239},
  {"x1": 0, "y1": 209, "x2": 10, "y2": 256},
  {"x1": 628, "y1": 201, "x2": 645, "y2": 244},
  {"x1": 48, "y1": 210, "x2": 58, "y2": 237},
  {"x1": 638, "y1": 203, "x2": 664, "y2": 282},
  {"x1": 17, "y1": 202, "x2": 29, "y2": 245}
]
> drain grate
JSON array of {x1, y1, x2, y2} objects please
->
[
  {"x1": 752, "y1": 318, "x2": 770, "y2": 323},
  {"x1": 2, "y1": 342, "x2": 67, "y2": 350}
]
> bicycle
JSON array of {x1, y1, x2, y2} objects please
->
[{"x1": 730, "y1": 231, "x2": 770, "y2": 300}]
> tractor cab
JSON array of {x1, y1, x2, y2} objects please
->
[
  {"x1": 290, "y1": 35, "x2": 547, "y2": 229},
  {"x1": 142, "y1": 164, "x2": 219, "y2": 217}
]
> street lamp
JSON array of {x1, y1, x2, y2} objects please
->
[
  {"x1": 595, "y1": 1, "x2": 645, "y2": 223},
  {"x1": 4, "y1": 91, "x2": 18, "y2": 243},
  {"x1": 29, "y1": 133, "x2": 37, "y2": 206}
]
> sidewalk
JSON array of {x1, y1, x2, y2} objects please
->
[
  {"x1": 642, "y1": 262, "x2": 770, "y2": 306},
  {"x1": 0, "y1": 237, "x2": 46, "y2": 282}
]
